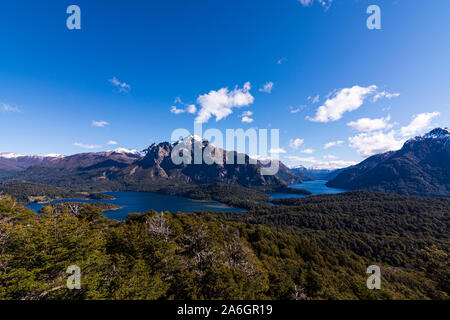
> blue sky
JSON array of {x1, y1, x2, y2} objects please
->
[{"x1": 0, "y1": 0, "x2": 449, "y2": 169}]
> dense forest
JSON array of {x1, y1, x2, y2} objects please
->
[
  {"x1": 213, "y1": 191, "x2": 449, "y2": 295},
  {"x1": 0, "y1": 181, "x2": 78, "y2": 203},
  {"x1": 38, "y1": 201, "x2": 121, "y2": 214},
  {"x1": 0, "y1": 181, "x2": 114, "y2": 203},
  {"x1": 0, "y1": 191, "x2": 448, "y2": 300}
]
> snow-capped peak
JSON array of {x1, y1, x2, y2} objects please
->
[
  {"x1": 187, "y1": 134, "x2": 204, "y2": 142},
  {"x1": 173, "y1": 134, "x2": 208, "y2": 147},
  {"x1": 31, "y1": 154, "x2": 66, "y2": 159},
  {"x1": 423, "y1": 127, "x2": 449, "y2": 139},
  {"x1": 405, "y1": 127, "x2": 450, "y2": 146},
  {"x1": 43, "y1": 154, "x2": 65, "y2": 158},
  {"x1": 111, "y1": 147, "x2": 143, "y2": 156},
  {"x1": 175, "y1": 134, "x2": 204, "y2": 144},
  {"x1": 0, "y1": 152, "x2": 24, "y2": 159},
  {"x1": 0, "y1": 152, "x2": 65, "y2": 159}
]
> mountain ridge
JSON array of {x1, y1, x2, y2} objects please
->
[
  {"x1": 327, "y1": 128, "x2": 450, "y2": 197},
  {"x1": 4, "y1": 136, "x2": 304, "y2": 192},
  {"x1": 0, "y1": 153, "x2": 65, "y2": 172}
]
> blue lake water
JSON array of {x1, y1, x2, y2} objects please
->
[
  {"x1": 270, "y1": 180, "x2": 348, "y2": 199},
  {"x1": 26, "y1": 180, "x2": 346, "y2": 220},
  {"x1": 26, "y1": 191, "x2": 245, "y2": 220}
]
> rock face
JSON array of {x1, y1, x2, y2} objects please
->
[
  {"x1": 327, "y1": 128, "x2": 450, "y2": 197},
  {"x1": 7, "y1": 136, "x2": 303, "y2": 190},
  {"x1": 121, "y1": 136, "x2": 300, "y2": 186}
]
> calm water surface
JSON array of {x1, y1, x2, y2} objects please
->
[
  {"x1": 27, "y1": 191, "x2": 244, "y2": 220},
  {"x1": 27, "y1": 180, "x2": 347, "y2": 220},
  {"x1": 270, "y1": 180, "x2": 347, "y2": 199}
]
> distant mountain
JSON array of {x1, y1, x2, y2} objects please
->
[
  {"x1": 327, "y1": 128, "x2": 450, "y2": 197},
  {"x1": 35, "y1": 149, "x2": 142, "y2": 170},
  {"x1": 0, "y1": 153, "x2": 65, "y2": 172},
  {"x1": 116, "y1": 136, "x2": 301, "y2": 186},
  {"x1": 9, "y1": 136, "x2": 303, "y2": 191},
  {"x1": 0, "y1": 169, "x2": 13, "y2": 180},
  {"x1": 271, "y1": 161, "x2": 308, "y2": 184},
  {"x1": 291, "y1": 166, "x2": 347, "y2": 181}
]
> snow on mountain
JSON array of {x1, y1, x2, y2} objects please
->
[
  {"x1": 0, "y1": 152, "x2": 24, "y2": 159},
  {"x1": 0, "y1": 152, "x2": 65, "y2": 159},
  {"x1": 42, "y1": 154, "x2": 65, "y2": 158},
  {"x1": 406, "y1": 127, "x2": 450, "y2": 145},
  {"x1": 328, "y1": 128, "x2": 450, "y2": 196},
  {"x1": 111, "y1": 147, "x2": 143, "y2": 156}
]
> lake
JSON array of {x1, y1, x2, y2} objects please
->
[
  {"x1": 26, "y1": 180, "x2": 347, "y2": 220},
  {"x1": 26, "y1": 191, "x2": 245, "y2": 220},
  {"x1": 269, "y1": 180, "x2": 348, "y2": 199}
]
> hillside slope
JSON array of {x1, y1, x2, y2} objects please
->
[
  {"x1": 11, "y1": 136, "x2": 303, "y2": 191},
  {"x1": 327, "y1": 128, "x2": 450, "y2": 197}
]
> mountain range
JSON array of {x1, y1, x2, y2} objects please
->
[
  {"x1": 291, "y1": 166, "x2": 346, "y2": 181},
  {"x1": 327, "y1": 128, "x2": 450, "y2": 197},
  {"x1": 1, "y1": 136, "x2": 303, "y2": 192},
  {"x1": 2, "y1": 128, "x2": 449, "y2": 198},
  {"x1": 0, "y1": 152, "x2": 65, "y2": 171}
]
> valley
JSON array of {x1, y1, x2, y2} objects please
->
[
  {"x1": 0, "y1": 129, "x2": 448, "y2": 300},
  {"x1": 1, "y1": 188, "x2": 448, "y2": 300},
  {"x1": 2, "y1": 0, "x2": 449, "y2": 304}
]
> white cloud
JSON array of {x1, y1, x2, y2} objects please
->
[
  {"x1": 74, "y1": 142, "x2": 102, "y2": 150},
  {"x1": 186, "y1": 104, "x2": 197, "y2": 114},
  {"x1": 107, "y1": 140, "x2": 118, "y2": 145},
  {"x1": 289, "y1": 138, "x2": 304, "y2": 149},
  {"x1": 301, "y1": 148, "x2": 315, "y2": 154},
  {"x1": 324, "y1": 140, "x2": 344, "y2": 149},
  {"x1": 323, "y1": 155, "x2": 337, "y2": 160},
  {"x1": 171, "y1": 97, "x2": 197, "y2": 115},
  {"x1": 259, "y1": 81, "x2": 274, "y2": 94},
  {"x1": 92, "y1": 120, "x2": 109, "y2": 128},
  {"x1": 241, "y1": 116, "x2": 254, "y2": 123},
  {"x1": 307, "y1": 85, "x2": 377, "y2": 122},
  {"x1": 347, "y1": 115, "x2": 391, "y2": 132},
  {"x1": 195, "y1": 82, "x2": 254, "y2": 123},
  {"x1": 285, "y1": 155, "x2": 356, "y2": 170},
  {"x1": 1, "y1": 103, "x2": 20, "y2": 112},
  {"x1": 289, "y1": 105, "x2": 305, "y2": 114},
  {"x1": 269, "y1": 148, "x2": 286, "y2": 154},
  {"x1": 348, "y1": 130, "x2": 405, "y2": 157},
  {"x1": 240, "y1": 111, "x2": 254, "y2": 123},
  {"x1": 170, "y1": 106, "x2": 186, "y2": 114},
  {"x1": 347, "y1": 111, "x2": 440, "y2": 157},
  {"x1": 400, "y1": 112, "x2": 440, "y2": 137},
  {"x1": 109, "y1": 77, "x2": 130, "y2": 93},
  {"x1": 298, "y1": 0, "x2": 333, "y2": 9},
  {"x1": 372, "y1": 90, "x2": 400, "y2": 102}
]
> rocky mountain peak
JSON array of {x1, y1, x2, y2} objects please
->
[{"x1": 406, "y1": 127, "x2": 450, "y2": 145}]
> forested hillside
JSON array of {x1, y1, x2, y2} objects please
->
[
  {"x1": 0, "y1": 181, "x2": 114, "y2": 203},
  {"x1": 215, "y1": 190, "x2": 449, "y2": 294},
  {"x1": 0, "y1": 193, "x2": 448, "y2": 300},
  {"x1": 327, "y1": 128, "x2": 450, "y2": 197}
]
